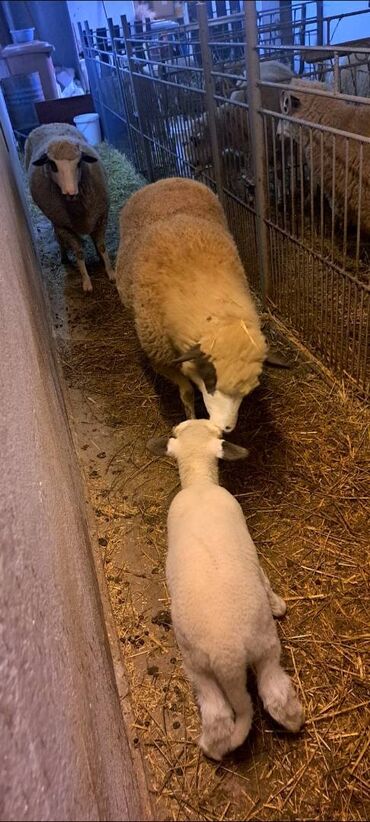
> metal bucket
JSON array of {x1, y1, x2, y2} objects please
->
[{"x1": 1, "y1": 72, "x2": 44, "y2": 133}]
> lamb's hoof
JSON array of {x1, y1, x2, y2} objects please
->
[
  {"x1": 199, "y1": 716, "x2": 234, "y2": 761},
  {"x1": 82, "y1": 278, "x2": 93, "y2": 293},
  {"x1": 268, "y1": 685, "x2": 305, "y2": 733},
  {"x1": 107, "y1": 268, "x2": 116, "y2": 282}
]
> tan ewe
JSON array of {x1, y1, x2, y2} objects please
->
[{"x1": 115, "y1": 178, "x2": 268, "y2": 432}]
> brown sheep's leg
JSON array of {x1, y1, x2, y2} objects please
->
[
  {"x1": 56, "y1": 228, "x2": 92, "y2": 293},
  {"x1": 55, "y1": 230, "x2": 69, "y2": 265},
  {"x1": 157, "y1": 365, "x2": 195, "y2": 419},
  {"x1": 91, "y1": 224, "x2": 115, "y2": 282}
]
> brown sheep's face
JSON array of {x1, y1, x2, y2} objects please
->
[
  {"x1": 33, "y1": 148, "x2": 98, "y2": 199},
  {"x1": 184, "y1": 133, "x2": 212, "y2": 172}
]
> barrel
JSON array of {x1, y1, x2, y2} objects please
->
[{"x1": 1, "y1": 72, "x2": 44, "y2": 133}]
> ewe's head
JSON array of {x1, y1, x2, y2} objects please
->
[
  {"x1": 147, "y1": 419, "x2": 249, "y2": 462},
  {"x1": 175, "y1": 320, "x2": 268, "y2": 433},
  {"x1": 33, "y1": 140, "x2": 98, "y2": 198}
]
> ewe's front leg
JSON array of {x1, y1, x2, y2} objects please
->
[
  {"x1": 157, "y1": 365, "x2": 195, "y2": 420},
  {"x1": 56, "y1": 228, "x2": 92, "y2": 293},
  {"x1": 55, "y1": 229, "x2": 69, "y2": 265},
  {"x1": 260, "y1": 568, "x2": 286, "y2": 618},
  {"x1": 91, "y1": 223, "x2": 115, "y2": 282}
]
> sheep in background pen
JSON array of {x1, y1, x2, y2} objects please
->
[
  {"x1": 148, "y1": 420, "x2": 305, "y2": 761},
  {"x1": 115, "y1": 177, "x2": 277, "y2": 433},
  {"x1": 183, "y1": 61, "x2": 295, "y2": 176},
  {"x1": 278, "y1": 84, "x2": 370, "y2": 236},
  {"x1": 25, "y1": 123, "x2": 114, "y2": 292}
]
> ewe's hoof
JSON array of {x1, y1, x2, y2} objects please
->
[
  {"x1": 107, "y1": 269, "x2": 116, "y2": 282},
  {"x1": 82, "y1": 279, "x2": 93, "y2": 293}
]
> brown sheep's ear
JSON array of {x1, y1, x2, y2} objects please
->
[
  {"x1": 173, "y1": 345, "x2": 201, "y2": 363},
  {"x1": 147, "y1": 435, "x2": 170, "y2": 456},
  {"x1": 81, "y1": 153, "x2": 98, "y2": 163},
  {"x1": 265, "y1": 348, "x2": 291, "y2": 368},
  {"x1": 221, "y1": 442, "x2": 249, "y2": 461},
  {"x1": 174, "y1": 345, "x2": 217, "y2": 394},
  {"x1": 32, "y1": 153, "x2": 48, "y2": 166},
  {"x1": 280, "y1": 89, "x2": 300, "y2": 115}
]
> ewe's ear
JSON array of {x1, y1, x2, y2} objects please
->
[
  {"x1": 221, "y1": 441, "x2": 249, "y2": 461},
  {"x1": 32, "y1": 153, "x2": 48, "y2": 166},
  {"x1": 280, "y1": 90, "x2": 300, "y2": 115},
  {"x1": 81, "y1": 153, "x2": 98, "y2": 163},
  {"x1": 147, "y1": 435, "x2": 169, "y2": 456}
]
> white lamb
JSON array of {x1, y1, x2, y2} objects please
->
[{"x1": 148, "y1": 420, "x2": 305, "y2": 760}]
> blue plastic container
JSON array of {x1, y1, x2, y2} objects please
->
[{"x1": 10, "y1": 28, "x2": 35, "y2": 44}]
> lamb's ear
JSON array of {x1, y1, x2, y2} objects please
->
[
  {"x1": 265, "y1": 347, "x2": 291, "y2": 368},
  {"x1": 81, "y1": 153, "x2": 98, "y2": 163},
  {"x1": 32, "y1": 153, "x2": 48, "y2": 166},
  {"x1": 221, "y1": 441, "x2": 249, "y2": 461},
  {"x1": 147, "y1": 435, "x2": 169, "y2": 456}
]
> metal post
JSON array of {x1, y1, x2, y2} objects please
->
[
  {"x1": 83, "y1": 20, "x2": 110, "y2": 142},
  {"x1": 121, "y1": 15, "x2": 153, "y2": 180},
  {"x1": 106, "y1": 16, "x2": 136, "y2": 161},
  {"x1": 244, "y1": 0, "x2": 271, "y2": 302},
  {"x1": 196, "y1": 1, "x2": 224, "y2": 202}
]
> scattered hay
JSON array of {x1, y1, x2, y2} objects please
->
[{"x1": 26, "y1": 141, "x2": 370, "y2": 821}]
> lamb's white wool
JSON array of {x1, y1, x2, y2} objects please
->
[{"x1": 148, "y1": 420, "x2": 305, "y2": 760}]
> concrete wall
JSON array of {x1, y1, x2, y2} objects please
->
[{"x1": 0, "y1": 93, "x2": 149, "y2": 822}]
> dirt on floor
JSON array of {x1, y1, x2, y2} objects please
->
[{"x1": 27, "y1": 144, "x2": 369, "y2": 822}]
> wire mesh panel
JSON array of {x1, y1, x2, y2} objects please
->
[
  {"x1": 259, "y1": 62, "x2": 370, "y2": 396},
  {"x1": 79, "y1": 3, "x2": 369, "y2": 397}
]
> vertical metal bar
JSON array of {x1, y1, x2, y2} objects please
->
[
  {"x1": 355, "y1": 143, "x2": 363, "y2": 271},
  {"x1": 83, "y1": 20, "x2": 109, "y2": 141},
  {"x1": 299, "y1": 126, "x2": 304, "y2": 241},
  {"x1": 121, "y1": 14, "x2": 153, "y2": 179},
  {"x1": 196, "y1": 2, "x2": 224, "y2": 201},
  {"x1": 317, "y1": 1, "x2": 324, "y2": 46},
  {"x1": 244, "y1": 0, "x2": 271, "y2": 302},
  {"x1": 333, "y1": 52, "x2": 340, "y2": 92},
  {"x1": 320, "y1": 131, "x2": 324, "y2": 255},
  {"x1": 342, "y1": 138, "x2": 349, "y2": 269},
  {"x1": 331, "y1": 134, "x2": 336, "y2": 260},
  {"x1": 106, "y1": 16, "x2": 136, "y2": 161}
]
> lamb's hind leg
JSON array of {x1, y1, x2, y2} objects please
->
[
  {"x1": 157, "y1": 364, "x2": 195, "y2": 420},
  {"x1": 217, "y1": 669, "x2": 253, "y2": 752},
  {"x1": 186, "y1": 668, "x2": 234, "y2": 761},
  {"x1": 56, "y1": 228, "x2": 92, "y2": 292},
  {"x1": 255, "y1": 641, "x2": 305, "y2": 732},
  {"x1": 91, "y1": 222, "x2": 115, "y2": 282},
  {"x1": 260, "y1": 569, "x2": 286, "y2": 617}
]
